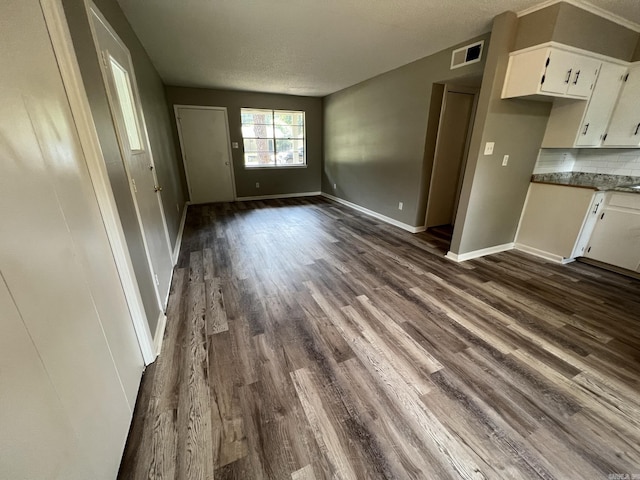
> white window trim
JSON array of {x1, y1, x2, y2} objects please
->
[{"x1": 241, "y1": 108, "x2": 306, "y2": 169}]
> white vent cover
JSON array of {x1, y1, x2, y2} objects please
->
[{"x1": 451, "y1": 40, "x2": 484, "y2": 69}]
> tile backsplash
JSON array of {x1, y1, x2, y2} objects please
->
[{"x1": 534, "y1": 149, "x2": 640, "y2": 176}]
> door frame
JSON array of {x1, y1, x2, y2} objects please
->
[
  {"x1": 424, "y1": 84, "x2": 479, "y2": 228},
  {"x1": 40, "y1": 0, "x2": 155, "y2": 364},
  {"x1": 87, "y1": 1, "x2": 174, "y2": 312},
  {"x1": 174, "y1": 105, "x2": 237, "y2": 204}
]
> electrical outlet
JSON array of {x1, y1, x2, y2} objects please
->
[
  {"x1": 502, "y1": 154, "x2": 509, "y2": 166},
  {"x1": 484, "y1": 142, "x2": 495, "y2": 155},
  {"x1": 256, "y1": 182, "x2": 260, "y2": 188},
  {"x1": 398, "y1": 202, "x2": 403, "y2": 210},
  {"x1": 333, "y1": 183, "x2": 337, "y2": 189}
]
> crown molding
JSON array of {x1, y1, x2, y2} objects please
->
[{"x1": 517, "y1": 0, "x2": 640, "y2": 33}]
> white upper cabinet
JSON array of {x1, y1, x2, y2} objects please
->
[
  {"x1": 542, "y1": 61, "x2": 627, "y2": 148},
  {"x1": 502, "y1": 44, "x2": 600, "y2": 100},
  {"x1": 603, "y1": 63, "x2": 640, "y2": 147},
  {"x1": 541, "y1": 49, "x2": 600, "y2": 98}
]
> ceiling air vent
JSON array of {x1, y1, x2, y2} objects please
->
[{"x1": 451, "y1": 40, "x2": 484, "y2": 69}]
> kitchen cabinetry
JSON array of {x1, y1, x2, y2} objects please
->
[
  {"x1": 585, "y1": 193, "x2": 640, "y2": 271},
  {"x1": 502, "y1": 44, "x2": 600, "y2": 100},
  {"x1": 542, "y1": 62, "x2": 627, "y2": 148},
  {"x1": 515, "y1": 183, "x2": 604, "y2": 263},
  {"x1": 602, "y1": 64, "x2": 640, "y2": 147}
]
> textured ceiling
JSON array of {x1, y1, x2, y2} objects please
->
[{"x1": 116, "y1": 0, "x2": 640, "y2": 97}]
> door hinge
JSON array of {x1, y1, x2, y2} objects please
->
[
  {"x1": 131, "y1": 178, "x2": 137, "y2": 193},
  {"x1": 100, "y1": 51, "x2": 108, "y2": 68},
  {"x1": 154, "y1": 273, "x2": 160, "y2": 286}
]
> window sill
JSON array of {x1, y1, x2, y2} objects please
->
[{"x1": 244, "y1": 165, "x2": 308, "y2": 170}]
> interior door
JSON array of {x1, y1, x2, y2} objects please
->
[
  {"x1": 90, "y1": 6, "x2": 173, "y2": 308},
  {"x1": 426, "y1": 88, "x2": 476, "y2": 228},
  {"x1": 175, "y1": 106, "x2": 236, "y2": 204}
]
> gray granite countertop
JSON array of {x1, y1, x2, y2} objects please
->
[{"x1": 531, "y1": 172, "x2": 640, "y2": 193}]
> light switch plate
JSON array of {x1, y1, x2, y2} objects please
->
[
  {"x1": 231, "y1": 142, "x2": 239, "y2": 148},
  {"x1": 484, "y1": 142, "x2": 495, "y2": 155},
  {"x1": 502, "y1": 154, "x2": 509, "y2": 166}
]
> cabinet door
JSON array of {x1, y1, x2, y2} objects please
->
[
  {"x1": 540, "y1": 49, "x2": 575, "y2": 95},
  {"x1": 576, "y1": 62, "x2": 627, "y2": 147},
  {"x1": 566, "y1": 56, "x2": 600, "y2": 98},
  {"x1": 603, "y1": 64, "x2": 640, "y2": 147},
  {"x1": 586, "y1": 209, "x2": 640, "y2": 270}
]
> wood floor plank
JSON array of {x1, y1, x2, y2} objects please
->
[{"x1": 119, "y1": 197, "x2": 640, "y2": 480}]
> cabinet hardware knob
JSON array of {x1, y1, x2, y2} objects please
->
[
  {"x1": 565, "y1": 69, "x2": 572, "y2": 84},
  {"x1": 582, "y1": 123, "x2": 589, "y2": 135},
  {"x1": 573, "y1": 70, "x2": 580, "y2": 85},
  {"x1": 635, "y1": 123, "x2": 640, "y2": 136}
]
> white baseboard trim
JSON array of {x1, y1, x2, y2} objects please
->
[
  {"x1": 445, "y1": 242, "x2": 514, "y2": 262},
  {"x1": 172, "y1": 201, "x2": 189, "y2": 264},
  {"x1": 321, "y1": 193, "x2": 425, "y2": 234},
  {"x1": 514, "y1": 243, "x2": 575, "y2": 264},
  {"x1": 153, "y1": 312, "x2": 167, "y2": 357},
  {"x1": 236, "y1": 191, "x2": 321, "y2": 202}
]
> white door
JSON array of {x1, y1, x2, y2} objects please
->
[
  {"x1": 90, "y1": 6, "x2": 173, "y2": 308},
  {"x1": 175, "y1": 106, "x2": 236, "y2": 204}
]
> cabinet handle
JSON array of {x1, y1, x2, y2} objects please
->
[
  {"x1": 565, "y1": 69, "x2": 572, "y2": 84},
  {"x1": 635, "y1": 123, "x2": 640, "y2": 136},
  {"x1": 582, "y1": 123, "x2": 589, "y2": 135},
  {"x1": 573, "y1": 70, "x2": 580, "y2": 85}
]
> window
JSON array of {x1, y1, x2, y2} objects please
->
[
  {"x1": 241, "y1": 108, "x2": 305, "y2": 167},
  {"x1": 109, "y1": 56, "x2": 143, "y2": 151}
]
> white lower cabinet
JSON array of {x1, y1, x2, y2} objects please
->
[
  {"x1": 585, "y1": 193, "x2": 640, "y2": 270},
  {"x1": 515, "y1": 183, "x2": 604, "y2": 263}
]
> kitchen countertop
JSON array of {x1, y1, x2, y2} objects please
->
[{"x1": 531, "y1": 172, "x2": 640, "y2": 194}]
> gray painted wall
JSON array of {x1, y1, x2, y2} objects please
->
[
  {"x1": 513, "y1": 4, "x2": 561, "y2": 51},
  {"x1": 451, "y1": 12, "x2": 551, "y2": 255},
  {"x1": 515, "y1": 2, "x2": 639, "y2": 61},
  {"x1": 633, "y1": 37, "x2": 640, "y2": 61},
  {"x1": 323, "y1": 35, "x2": 489, "y2": 227},
  {"x1": 165, "y1": 87, "x2": 322, "y2": 198},
  {"x1": 62, "y1": 0, "x2": 187, "y2": 330}
]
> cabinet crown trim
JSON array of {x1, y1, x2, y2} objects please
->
[{"x1": 509, "y1": 42, "x2": 630, "y2": 66}]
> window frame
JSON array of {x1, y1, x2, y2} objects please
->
[
  {"x1": 240, "y1": 108, "x2": 306, "y2": 169},
  {"x1": 108, "y1": 54, "x2": 145, "y2": 153}
]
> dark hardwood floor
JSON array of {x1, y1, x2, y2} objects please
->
[{"x1": 119, "y1": 196, "x2": 640, "y2": 480}]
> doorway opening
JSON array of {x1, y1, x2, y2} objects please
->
[{"x1": 424, "y1": 82, "x2": 479, "y2": 247}]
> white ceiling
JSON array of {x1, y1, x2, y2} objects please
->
[{"x1": 116, "y1": 0, "x2": 640, "y2": 97}]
